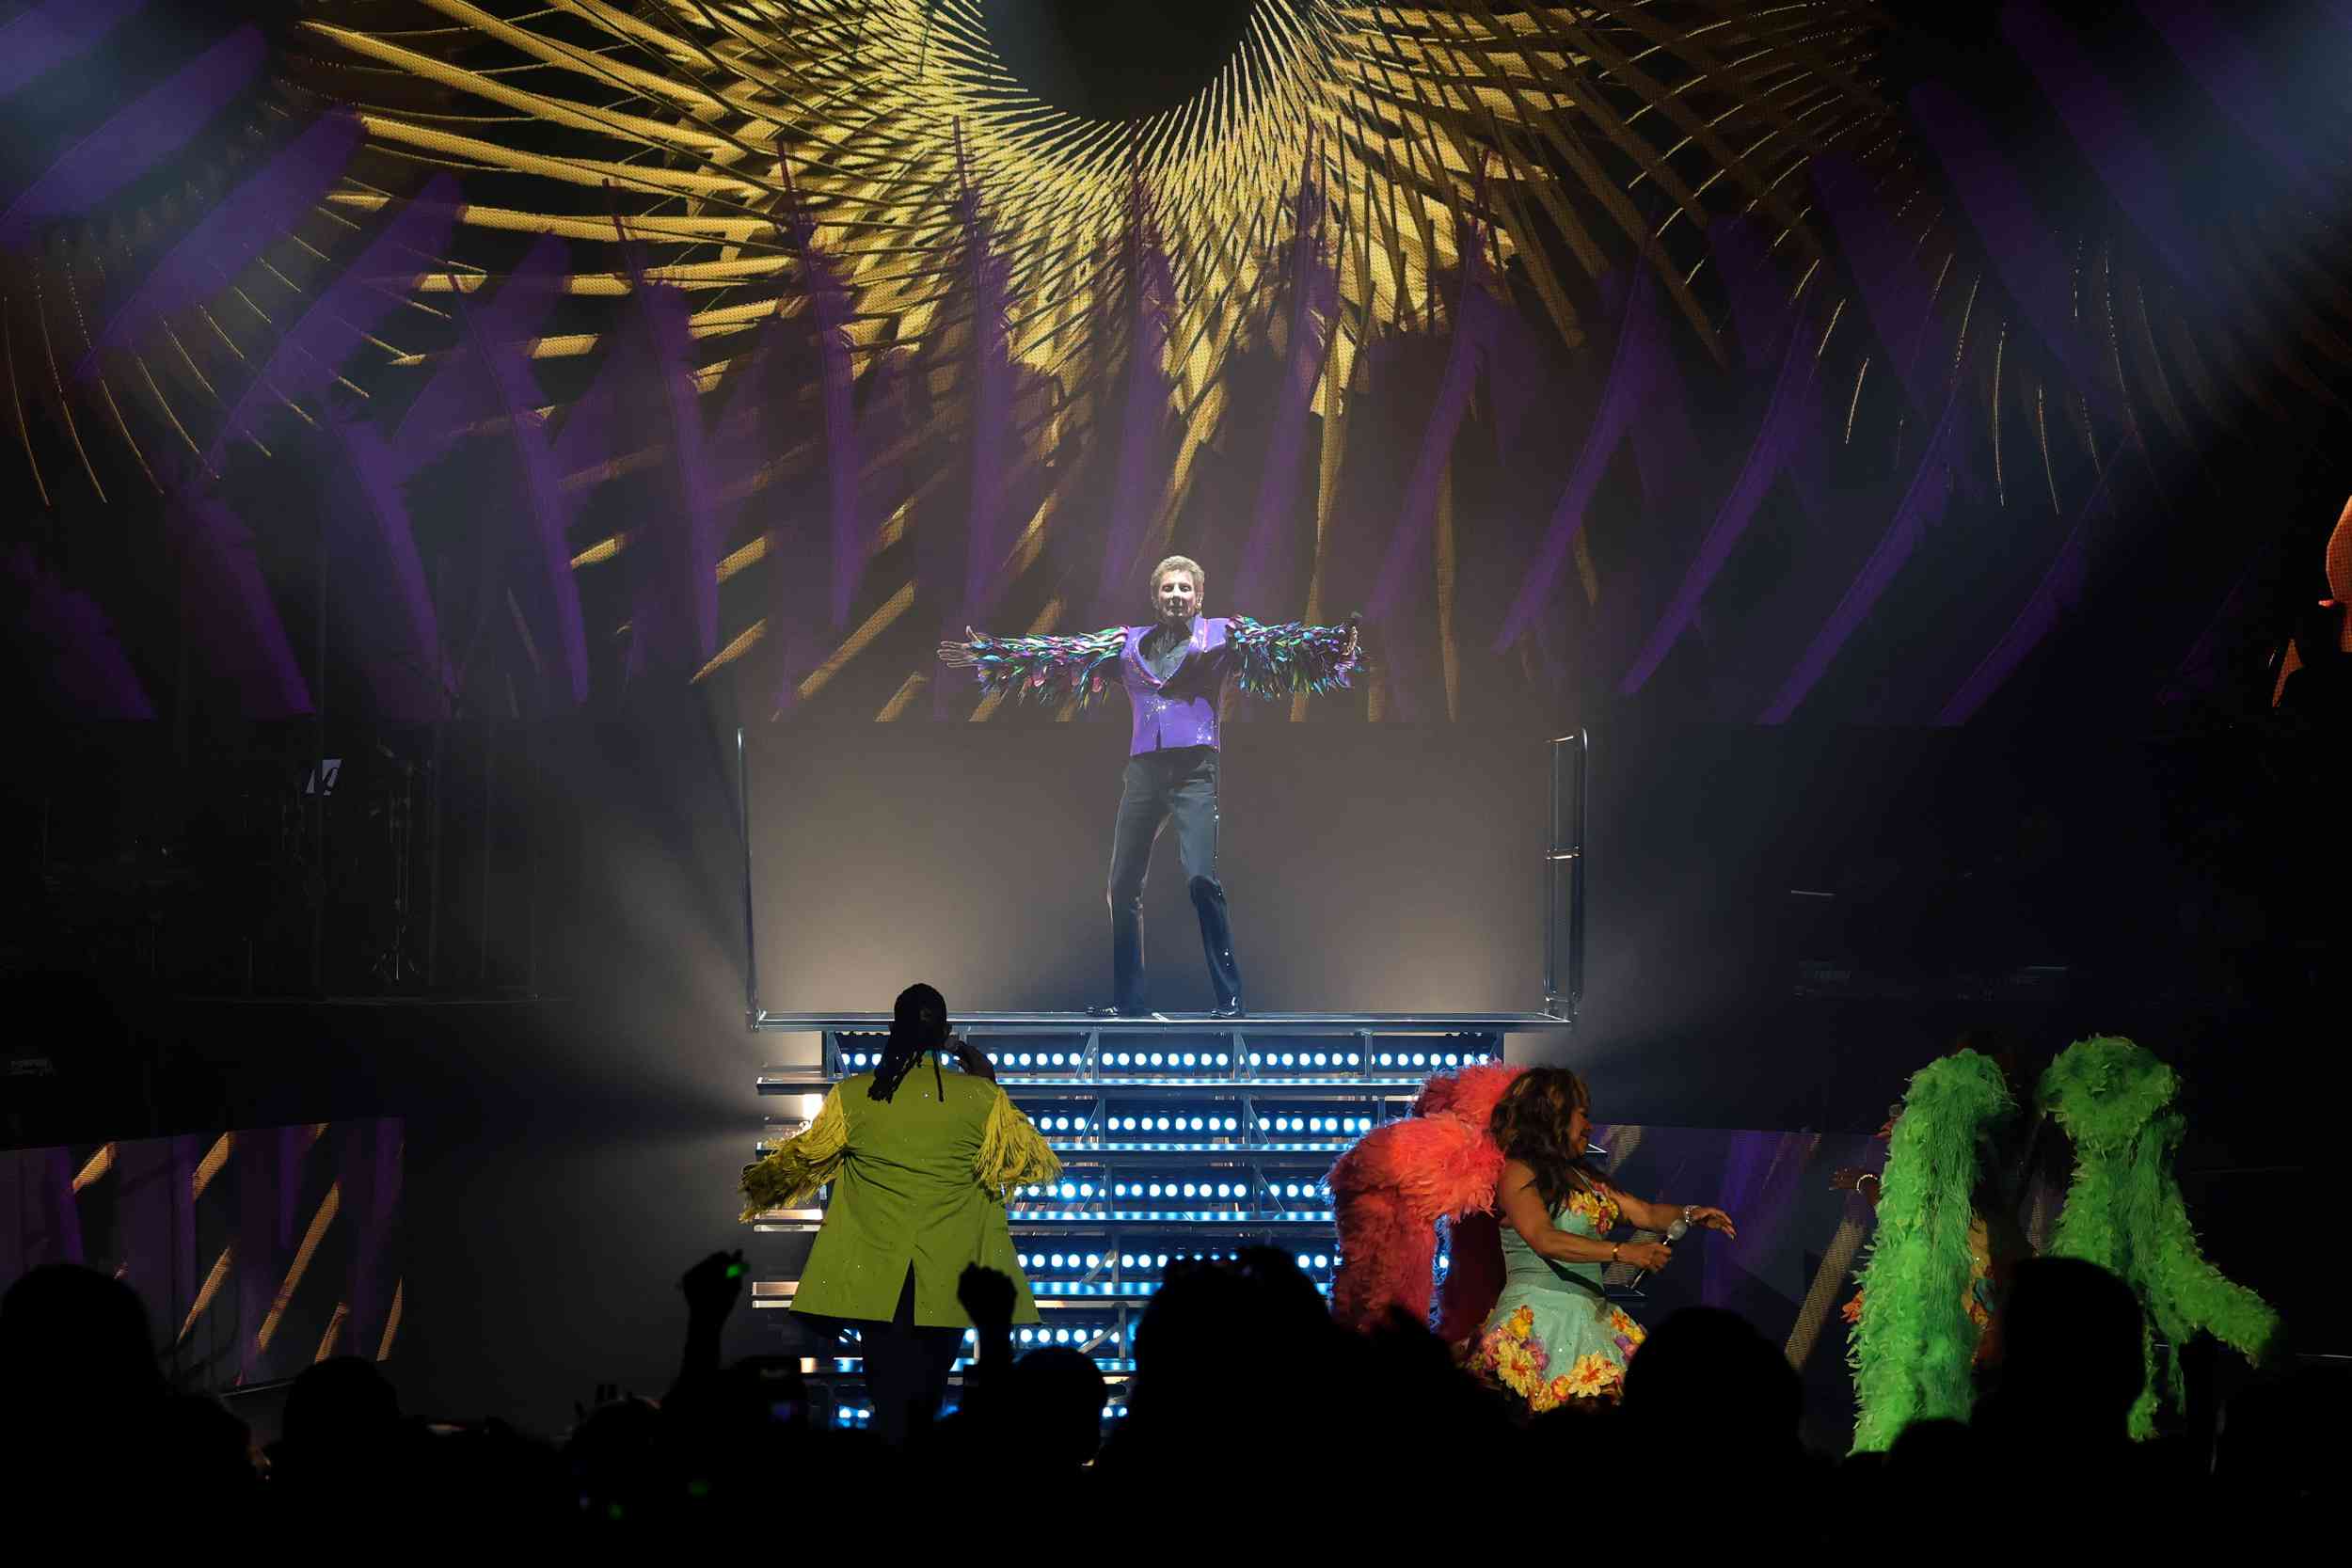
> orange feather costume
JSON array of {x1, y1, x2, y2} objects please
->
[{"x1": 1327, "y1": 1062, "x2": 1527, "y2": 1341}]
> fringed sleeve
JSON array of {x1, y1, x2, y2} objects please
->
[
  {"x1": 974, "y1": 1088, "x2": 1062, "y2": 1200},
  {"x1": 739, "y1": 1087, "x2": 850, "y2": 1220},
  {"x1": 963, "y1": 627, "x2": 1125, "y2": 708},
  {"x1": 1227, "y1": 615, "x2": 1361, "y2": 701}
]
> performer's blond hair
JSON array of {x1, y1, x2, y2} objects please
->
[{"x1": 1149, "y1": 554, "x2": 1205, "y2": 600}]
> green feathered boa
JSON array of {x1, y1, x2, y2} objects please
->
[
  {"x1": 1848, "y1": 1050, "x2": 2014, "y2": 1452},
  {"x1": 2040, "y1": 1036, "x2": 2280, "y2": 1437}
]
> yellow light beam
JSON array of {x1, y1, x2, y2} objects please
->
[
  {"x1": 875, "y1": 671, "x2": 929, "y2": 721},
  {"x1": 192, "y1": 1133, "x2": 233, "y2": 1199},
  {"x1": 789, "y1": 580, "x2": 916, "y2": 710},
  {"x1": 314, "y1": 1302, "x2": 351, "y2": 1363},
  {"x1": 255, "y1": 1181, "x2": 341, "y2": 1355},
  {"x1": 1785, "y1": 1211, "x2": 1867, "y2": 1370},
  {"x1": 691, "y1": 618, "x2": 768, "y2": 684},
  {"x1": 72, "y1": 1144, "x2": 116, "y2": 1193},
  {"x1": 376, "y1": 1279, "x2": 405, "y2": 1361},
  {"x1": 177, "y1": 1244, "x2": 234, "y2": 1344}
]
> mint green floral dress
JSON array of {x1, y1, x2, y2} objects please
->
[{"x1": 1466, "y1": 1183, "x2": 1647, "y2": 1411}]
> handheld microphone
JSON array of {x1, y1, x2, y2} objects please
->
[{"x1": 1626, "y1": 1215, "x2": 1689, "y2": 1291}]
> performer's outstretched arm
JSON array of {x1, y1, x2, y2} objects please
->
[
  {"x1": 1497, "y1": 1160, "x2": 1675, "y2": 1271},
  {"x1": 938, "y1": 623, "x2": 1125, "y2": 708},
  {"x1": 1609, "y1": 1184, "x2": 1737, "y2": 1238},
  {"x1": 1225, "y1": 611, "x2": 1364, "y2": 701}
]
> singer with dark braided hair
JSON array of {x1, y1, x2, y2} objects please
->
[{"x1": 741, "y1": 982, "x2": 1061, "y2": 1448}]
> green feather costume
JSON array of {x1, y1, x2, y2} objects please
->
[
  {"x1": 2039, "y1": 1036, "x2": 2280, "y2": 1437},
  {"x1": 1848, "y1": 1050, "x2": 2016, "y2": 1452}
]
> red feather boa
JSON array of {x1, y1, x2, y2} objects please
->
[{"x1": 1327, "y1": 1062, "x2": 1526, "y2": 1338}]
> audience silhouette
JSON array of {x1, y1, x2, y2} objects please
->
[{"x1": 0, "y1": 1240, "x2": 2315, "y2": 1528}]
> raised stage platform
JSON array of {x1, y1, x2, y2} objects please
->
[
  {"x1": 731, "y1": 733, "x2": 1593, "y2": 1429},
  {"x1": 752, "y1": 1008, "x2": 1577, "y2": 1031},
  {"x1": 753, "y1": 1008, "x2": 1575, "y2": 1093}
]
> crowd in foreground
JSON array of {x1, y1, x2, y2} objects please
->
[{"x1": 0, "y1": 1246, "x2": 2332, "y2": 1536}]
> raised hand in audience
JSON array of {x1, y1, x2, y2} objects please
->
[
  {"x1": 958, "y1": 1263, "x2": 1016, "y2": 1336},
  {"x1": 672, "y1": 1250, "x2": 747, "y2": 1397}
]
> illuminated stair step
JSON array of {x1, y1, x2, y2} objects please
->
[
  {"x1": 754, "y1": 1139, "x2": 1355, "y2": 1157},
  {"x1": 1043, "y1": 1140, "x2": 1352, "y2": 1155},
  {"x1": 752, "y1": 1278, "x2": 1330, "y2": 1304},
  {"x1": 758, "y1": 1072, "x2": 1436, "y2": 1092},
  {"x1": 751, "y1": 1210, "x2": 1336, "y2": 1232}
]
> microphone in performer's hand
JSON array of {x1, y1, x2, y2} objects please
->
[{"x1": 1627, "y1": 1216, "x2": 1690, "y2": 1289}]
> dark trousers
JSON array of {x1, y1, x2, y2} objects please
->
[
  {"x1": 859, "y1": 1268, "x2": 962, "y2": 1450},
  {"x1": 1106, "y1": 744, "x2": 1243, "y2": 1010}
]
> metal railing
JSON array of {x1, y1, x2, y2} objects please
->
[{"x1": 1544, "y1": 729, "x2": 1588, "y2": 1021}]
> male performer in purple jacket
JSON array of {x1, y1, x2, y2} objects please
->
[{"x1": 939, "y1": 554, "x2": 1360, "y2": 1017}]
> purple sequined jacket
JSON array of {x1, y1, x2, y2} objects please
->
[{"x1": 1120, "y1": 616, "x2": 1230, "y2": 753}]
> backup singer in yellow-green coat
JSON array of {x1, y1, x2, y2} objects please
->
[{"x1": 741, "y1": 993, "x2": 1062, "y2": 1329}]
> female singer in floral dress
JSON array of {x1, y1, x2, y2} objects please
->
[{"x1": 1467, "y1": 1069, "x2": 1737, "y2": 1413}]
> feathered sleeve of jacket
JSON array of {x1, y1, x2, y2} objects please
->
[
  {"x1": 740, "y1": 1086, "x2": 849, "y2": 1220},
  {"x1": 962, "y1": 626, "x2": 1125, "y2": 708},
  {"x1": 1227, "y1": 615, "x2": 1361, "y2": 701},
  {"x1": 974, "y1": 1087, "x2": 1062, "y2": 1200}
]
